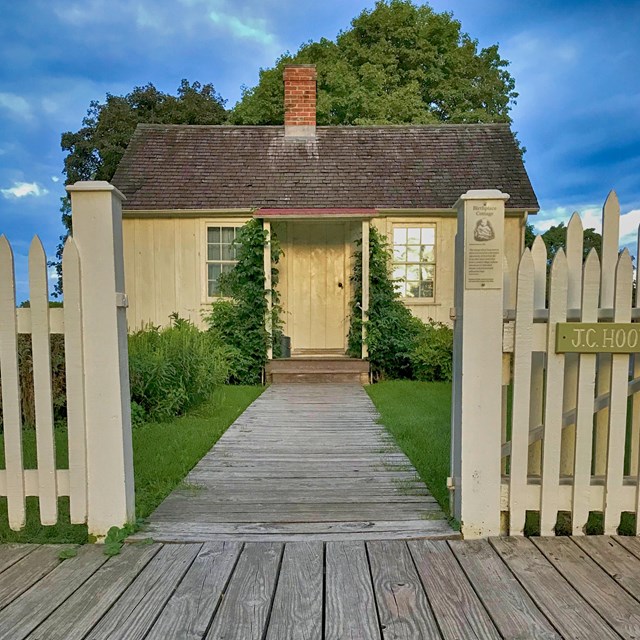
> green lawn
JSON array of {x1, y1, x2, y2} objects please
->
[
  {"x1": 0, "y1": 385, "x2": 263, "y2": 543},
  {"x1": 366, "y1": 380, "x2": 452, "y2": 513}
]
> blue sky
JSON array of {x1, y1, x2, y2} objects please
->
[{"x1": 1, "y1": 0, "x2": 639, "y2": 302}]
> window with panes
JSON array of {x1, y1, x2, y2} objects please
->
[
  {"x1": 206, "y1": 226, "x2": 239, "y2": 296},
  {"x1": 391, "y1": 225, "x2": 436, "y2": 299}
]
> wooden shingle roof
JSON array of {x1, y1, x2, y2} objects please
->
[{"x1": 112, "y1": 123, "x2": 538, "y2": 211}]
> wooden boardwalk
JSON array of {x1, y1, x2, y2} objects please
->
[
  {"x1": 131, "y1": 384, "x2": 456, "y2": 542},
  {"x1": 2, "y1": 536, "x2": 640, "y2": 638}
]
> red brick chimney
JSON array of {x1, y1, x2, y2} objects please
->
[{"x1": 283, "y1": 64, "x2": 317, "y2": 138}]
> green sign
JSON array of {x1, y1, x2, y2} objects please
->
[{"x1": 556, "y1": 323, "x2": 640, "y2": 353}]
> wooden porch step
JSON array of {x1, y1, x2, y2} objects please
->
[{"x1": 266, "y1": 358, "x2": 369, "y2": 384}]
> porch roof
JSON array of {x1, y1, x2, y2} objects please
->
[{"x1": 255, "y1": 208, "x2": 377, "y2": 219}]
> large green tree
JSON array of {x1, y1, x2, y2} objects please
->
[
  {"x1": 525, "y1": 222, "x2": 603, "y2": 263},
  {"x1": 53, "y1": 81, "x2": 227, "y2": 294},
  {"x1": 231, "y1": 0, "x2": 517, "y2": 125}
]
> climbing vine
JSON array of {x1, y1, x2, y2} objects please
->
[
  {"x1": 347, "y1": 227, "x2": 452, "y2": 381},
  {"x1": 204, "y1": 220, "x2": 283, "y2": 384}
]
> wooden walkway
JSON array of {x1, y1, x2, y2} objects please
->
[
  {"x1": 131, "y1": 384, "x2": 456, "y2": 542},
  {"x1": 2, "y1": 536, "x2": 640, "y2": 639}
]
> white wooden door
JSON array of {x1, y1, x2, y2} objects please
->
[{"x1": 290, "y1": 222, "x2": 349, "y2": 353}]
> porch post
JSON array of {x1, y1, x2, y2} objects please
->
[
  {"x1": 263, "y1": 220, "x2": 273, "y2": 360},
  {"x1": 361, "y1": 219, "x2": 370, "y2": 359}
]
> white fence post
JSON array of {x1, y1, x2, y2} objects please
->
[
  {"x1": 67, "y1": 181, "x2": 135, "y2": 537},
  {"x1": 451, "y1": 189, "x2": 509, "y2": 538}
]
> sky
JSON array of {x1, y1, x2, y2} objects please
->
[{"x1": 1, "y1": 0, "x2": 639, "y2": 302}]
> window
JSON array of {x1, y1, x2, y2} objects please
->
[
  {"x1": 392, "y1": 225, "x2": 436, "y2": 299},
  {"x1": 206, "y1": 226, "x2": 239, "y2": 296}
]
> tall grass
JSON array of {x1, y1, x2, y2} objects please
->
[{"x1": 128, "y1": 316, "x2": 232, "y2": 423}]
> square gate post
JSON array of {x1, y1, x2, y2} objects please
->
[
  {"x1": 451, "y1": 189, "x2": 509, "y2": 538},
  {"x1": 67, "y1": 181, "x2": 135, "y2": 537}
]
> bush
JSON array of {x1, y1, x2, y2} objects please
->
[
  {"x1": 347, "y1": 228, "x2": 453, "y2": 382},
  {"x1": 128, "y1": 316, "x2": 230, "y2": 422},
  {"x1": 410, "y1": 320, "x2": 453, "y2": 382},
  {"x1": 204, "y1": 220, "x2": 282, "y2": 385},
  {"x1": 348, "y1": 227, "x2": 423, "y2": 379}
]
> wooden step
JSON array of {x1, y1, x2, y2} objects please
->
[{"x1": 266, "y1": 358, "x2": 369, "y2": 384}]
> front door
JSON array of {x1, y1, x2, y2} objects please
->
[{"x1": 290, "y1": 221, "x2": 349, "y2": 354}]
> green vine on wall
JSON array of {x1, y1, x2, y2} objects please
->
[
  {"x1": 204, "y1": 219, "x2": 283, "y2": 384},
  {"x1": 348, "y1": 227, "x2": 452, "y2": 381}
]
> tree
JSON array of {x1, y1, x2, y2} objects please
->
[
  {"x1": 52, "y1": 81, "x2": 227, "y2": 295},
  {"x1": 524, "y1": 222, "x2": 602, "y2": 263},
  {"x1": 231, "y1": 0, "x2": 517, "y2": 126}
]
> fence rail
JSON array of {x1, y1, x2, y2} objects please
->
[{"x1": 0, "y1": 181, "x2": 134, "y2": 536}]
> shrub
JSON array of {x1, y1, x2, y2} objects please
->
[
  {"x1": 348, "y1": 228, "x2": 453, "y2": 382},
  {"x1": 204, "y1": 220, "x2": 282, "y2": 385},
  {"x1": 410, "y1": 320, "x2": 453, "y2": 382},
  {"x1": 0, "y1": 334, "x2": 67, "y2": 431},
  {"x1": 348, "y1": 227, "x2": 423, "y2": 379},
  {"x1": 128, "y1": 315, "x2": 230, "y2": 422}
]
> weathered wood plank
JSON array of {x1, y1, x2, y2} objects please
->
[
  {"x1": 368, "y1": 540, "x2": 440, "y2": 639},
  {"x1": 0, "y1": 546, "x2": 62, "y2": 610},
  {"x1": 614, "y1": 535, "x2": 640, "y2": 561},
  {"x1": 325, "y1": 541, "x2": 380, "y2": 640},
  {"x1": 138, "y1": 383, "x2": 452, "y2": 541},
  {"x1": 572, "y1": 535, "x2": 640, "y2": 601},
  {"x1": 145, "y1": 541, "x2": 242, "y2": 640},
  {"x1": 206, "y1": 543, "x2": 282, "y2": 640},
  {"x1": 0, "y1": 545, "x2": 107, "y2": 640},
  {"x1": 0, "y1": 545, "x2": 36, "y2": 575},
  {"x1": 490, "y1": 537, "x2": 619, "y2": 640},
  {"x1": 266, "y1": 542, "x2": 323, "y2": 640},
  {"x1": 28, "y1": 543, "x2": 161, "y2": 640},
  {"x1": 533, "y1": 536, "x2": 640, "y2": 636},
  {"x1": 85, "y1": 544, "x2": 201, "y2": 640},
  {"x1": 408, "y1": 539, "x2": 500, "y2": 640},
  {"x1": 449, "y1": 539, "x2": 559, "y2": 639}
]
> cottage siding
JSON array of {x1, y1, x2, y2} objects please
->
[{"x1": 122, "y1": 213, "x2": 525, "y2": 337}]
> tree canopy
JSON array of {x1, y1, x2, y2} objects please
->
[
  {"x1": 525, "y1": 222, "x2": 603, "y2": 263},
  {"x1": 231, "y1": 0, "x2": 517, "y2": 126},
  {"x1": 52, "y1": 81, "x2": 227, "y2": 294}
]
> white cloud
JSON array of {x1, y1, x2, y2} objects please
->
[
  {"x1": 1, "y1": 182, "x2": 49, "y2": 199},
  {"x1": 0, "y1": 93, "x2": 33, "y2": 121},
  {"x1": 51, "y1": 176, "x2": 60, "y2": 183},
  {"x1": 208, "y1": 9, "x2": 275, "y2": 45},
  {"x1": 532, "y1": 204, "x2": 640, "y2": 247}
]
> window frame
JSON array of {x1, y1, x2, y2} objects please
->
[
  {"x1": 390, "y1": 222, "x2": 437, "y2": 302},
  {"x1": 201, "y1": 219, "x2": 247, "y2": 302}
]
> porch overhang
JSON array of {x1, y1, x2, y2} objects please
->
[{"x1": 254, "y1": 208, "x2": 378, "y2": 220}]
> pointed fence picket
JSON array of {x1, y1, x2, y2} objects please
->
[
  {"x1": 494, "y1": 191, "x2": 640, "y2": 536},
  {"x1": 0, "y1": 181, "x2": 135, "y2": 536}
]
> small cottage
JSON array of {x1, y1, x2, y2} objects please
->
[{"x1": 112, "y1": 64, "x2": 538, "y2": 362}]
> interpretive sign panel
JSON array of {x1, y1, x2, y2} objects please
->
[
  {"x1": 464, "y1": 201, "x2": 504, "y2": 290},
  {"x1": 556, "y1": 322, "x2": 640, "y2": 353}
]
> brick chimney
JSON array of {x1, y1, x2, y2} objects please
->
[{"x1": 283, "y1": 64, "x2": 317, "y2": 138}]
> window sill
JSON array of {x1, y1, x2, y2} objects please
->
[{"x1": 400, "y1": 299, "x2": 440, "y2": 306}]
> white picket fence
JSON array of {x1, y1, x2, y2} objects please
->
[
  {"x1": 452, "y1": 189, "x2": 640, "y2": 538},
  {"x1": 0, "y1": 182, "x2": 135, "y2": 536}
]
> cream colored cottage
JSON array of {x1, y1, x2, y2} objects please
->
[{"x1": 111, "y1": 64, "x2": 538, "y2": 363}]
